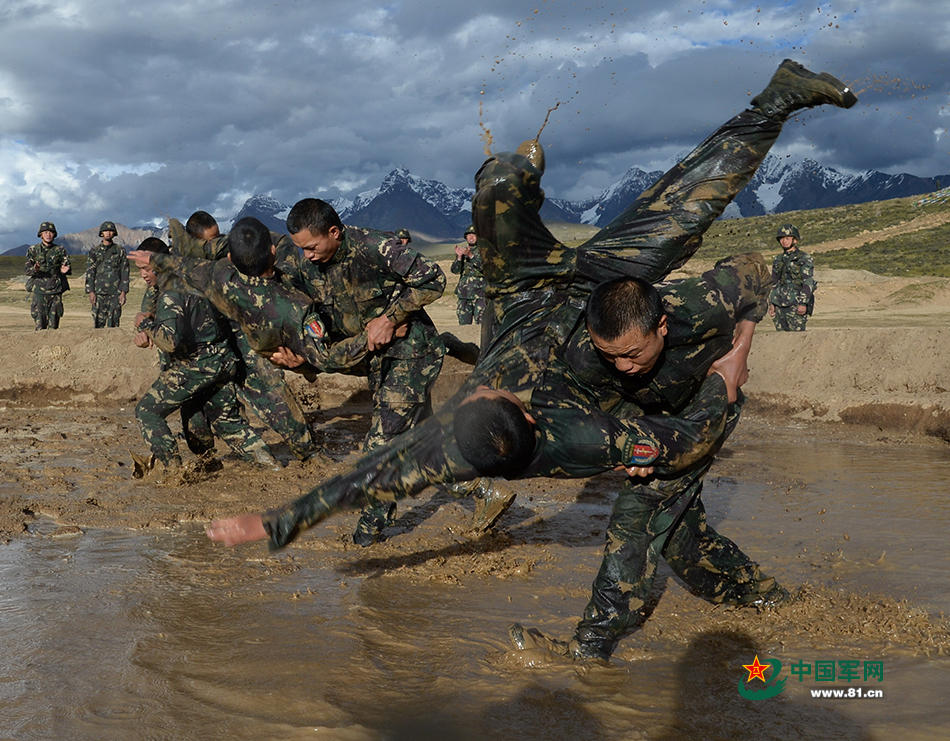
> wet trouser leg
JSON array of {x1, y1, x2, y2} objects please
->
[
  {"x1": 235, "y1": 337, "x2": 317, "y2": 460},
  {"x1": 572, "y1": 462, "x2": 711, "y2": 658},
  {"x1": 353, "y1": 348, "x2": 445, "y2": 544},
  {"x1": 663, "y1": 497, "x2": 780, "y2": 605},
  {"x1": 575, "y1": 110, "x2": 784, "y2": 290}
]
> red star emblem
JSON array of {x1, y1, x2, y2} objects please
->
[{"x1": 742, "y1": 655, "x2": 770, "y2": 683}]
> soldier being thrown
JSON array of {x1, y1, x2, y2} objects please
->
[{"x1": 206, "y1": 59, "x2": 857, "y2": 661}]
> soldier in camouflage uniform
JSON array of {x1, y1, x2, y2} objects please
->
[
  {"x1": 451, "y1": 225, "x2": 486, "y2": 325},
  {"x1": 161, "y1": 211, "x2": 322, "y2": 462},
  {"x1": 25, "y1": 221, "x2": 71, "y2": 330},
  {"x1": 207, "y1": 59, "x2": 857, "y2": 658},
  {"x1": 768, "y1": 223, "x2": 816, "y2": 331},
  {"x1": 275, "y1": 199, "x2": 446, "y2": 545},
  {"x1": 131, "y1": 237, "x2": 278, "y2": 475},
  {"x1": 85, "y1": 221, "x2": 130, "y2": 328}
]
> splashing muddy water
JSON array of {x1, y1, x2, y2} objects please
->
[{"x1": 0, "y1": 406, "x2": 947, "y2": 740}]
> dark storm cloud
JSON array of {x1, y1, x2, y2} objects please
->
[{"x1": 1, "y1": 0, "x2": 947, "y2": 247}]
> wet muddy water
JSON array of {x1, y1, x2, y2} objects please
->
[{"x1": 1, "y1": 415, "x2": 948, "y2": 740}]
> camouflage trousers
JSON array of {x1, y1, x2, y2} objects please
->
[
  {"x1": 233, "y1": 332, "x2": 318, "y2": 460},
  {"x1": 573, "y1": 409, "x2": 781, "y2": 657},
  {"x1": 31, "y1": 292, "x2": 64, "y2": 330},
  {"x1": 771, "y1": 306, "x2": 808, "y2": 331},
  {"x1": 456, "y1": 294, "x2": 485, "y2": 326},
  {"x1": 356, "y1": 347, "x2": 445, "y2": 535},
  {"x1": 91, "y1": 293, "x2": 123, "y2": 328},
  {"x1": 135, "y1": 350, "x2": 269, "y2": 465}
]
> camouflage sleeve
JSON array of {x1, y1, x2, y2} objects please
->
[
  {"x1": 119, "y1": 249, "x2": 130, "y2": 293},
  {"x1": 261, "y1": 414, "x2": 475, "y2": 549},
  {"x1": 450, "y1": 255, "x2": 464, "y2": 275},
  {"x1": 376, "y1": 245, "x2": 446, "y2": 325},
  {"x1": 140, "y1": 285, "x2": 159, "y2": 314},
  {"x1": 701, "y1": 253, "x2": 771, "y2": 324},
  {"x1": 529, "y1": 372, "x2": 729, "y2": 477},
  {"x1": 142, "y1": 291, "x2": 184, "y2": 354},
  {"x1": 796, "y1": 252, "x2": 816, "y2": 305},
  {"x1": 84, "y1": 248, "x2": 98, "y2": 293}
]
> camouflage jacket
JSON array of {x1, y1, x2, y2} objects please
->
[
  {"x1": 137, "y1": 285, "x2": 232, "y2": 364},
  {"x1": 451, "y1": 247, "x2": 485, "y2": 298},
  {"x1": 561, "y1": 253, "x2": 771, "y2": 415},
  {"x1": 262, "y1": 370, "x2": 730, "y2": 549},
  {"x1": 149, "y1": 253, "x2": 368, "y2": 373},
  {"x1": 85, "y1": 241, "x2": 130, "y2": 296},
  {"x1": 276, "y1": 226, "x2": 445, "y2": 360},
  {"x1": 25, "y1": 242, "x2": 71, "y2": 294},
  {"x1": 769, "y1": 248, "x2": 816, "y2": 307}
]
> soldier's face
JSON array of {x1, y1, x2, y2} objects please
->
[
  {"x1": 291, "y1": 226, "x2": 342, "y2": 263},
  {"x1": 779, "y1": 236, "x2": 797, "y2": 250},
  {"x1": 199, "y1": 225, "x2": 220, "y2": 242},
  {"x1": 101, "y1": 230, "x2": 116, "y2": 242},
  {"x1": 40, "y1": 230, "x2": 54, "y2": 244},
  {"x1": 465, "y1": 233, "x2": 477, "y2": 246},
  {"x1": 399, "y1": 237, "x2": 410, "y2": 245},
  {"x1": 590, "y1": 316, "x2": 668, "y2": 376},
  {"x1": 139, "y1": 264, "x2": 158, "y2": 287}
]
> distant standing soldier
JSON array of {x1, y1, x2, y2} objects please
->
[
  {"x1": 85, "y1": 221, "x2": 130, "y2": 328},
  {"x1": 451, "y1": 225, "x2": 485, "y2": 325},
  {"x1": 25, "y1": 221, "x2": 71, "y2": 330},
  {"x1": 396, "y1": 228, "x2": 412, "y2": 245},
  {"x1": 768, "y1": 223, "x2": 816, "y2": 331}
]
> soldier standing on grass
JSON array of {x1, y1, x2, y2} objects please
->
[
  {"x1": 25, "y1": 221, "x2": 71, "y2": 330},
  {"x1": 768, "y1": 223, "x2": 816, "y2": 331},
  {"x1": 85, "y1": 221, "x2": 129, "y2": 328}
]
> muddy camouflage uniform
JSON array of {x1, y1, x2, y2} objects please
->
[
  {"x1": 135, "y1": 286, "x2": 272, "y2": 466},
  {"x1": 769, "y1": 247, "x2": 816, "y2": 331},
  {"x1": 276, "y1": 225, "x2": 446, "y2": 539},
  {"x1": 451, "y1": 244, "x2": 486, "y2": 325},
  {"x1": 258, "y1": 101, "x2": 791, "y2": 640},
  {"x1": 25, "y1": 241, "x2": 71, "y2": 330},
  {"x1": 86, "y1": 240, "x2": 130, "y2": 327},
  {"x1": 152, "y1": 224, "x2": 323, "y2": 461}
]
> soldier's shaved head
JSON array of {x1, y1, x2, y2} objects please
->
[
  {"x1": 586, "y1": 276, "x2": 664, "y2": 340},
  {"x1": 287, "y1": 198, "x2": 344, "y2": 237},
  {"x1": 228, "y1": 217, "x2": 273, "y2": 277}
]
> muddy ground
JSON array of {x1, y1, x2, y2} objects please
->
[{"x1": 1, "y1": 263, "x2": 948, "y2": 739}]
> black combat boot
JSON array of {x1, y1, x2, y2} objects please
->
[
  {"x1": 751, "y1": 59, "x2": 857, "y2": 119},
  {"x1": 352, "y1": 500, "x2": 397, "y2": 546}
]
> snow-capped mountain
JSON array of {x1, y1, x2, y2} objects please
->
[{"x1": 228, "y1": 156, "x2": 948, "y2": 242}]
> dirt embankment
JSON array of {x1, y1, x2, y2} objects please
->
[{"x1": 1, "y1": 263, "x2": 948, "y2": 441}]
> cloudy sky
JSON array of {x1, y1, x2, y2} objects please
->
[{"x1": 1, "y1": 0, "x2": 947, "y2": 247}]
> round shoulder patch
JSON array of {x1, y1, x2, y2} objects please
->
[
  {"x1": 627, "y1": 438, "x2": 660, "y2": 467},
  {"x1": 304, "y1": 315, "x2": 325, "y2": 341}
]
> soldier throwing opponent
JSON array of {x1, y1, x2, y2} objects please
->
[{"x1": 206, "y1": 60, "x2": 857, "y2": 662}]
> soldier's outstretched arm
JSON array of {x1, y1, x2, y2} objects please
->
[{"x1": 207, "y1": 414, "x2": 476, "y2": 550}]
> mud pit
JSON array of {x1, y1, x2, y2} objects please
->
[{"x1": 1, "y1": 268, "x2": 949, "y2": 739}]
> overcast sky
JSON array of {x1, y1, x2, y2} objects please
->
[{"x1": 1, "y1": 0, "x2": 947, "y2": 247}]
